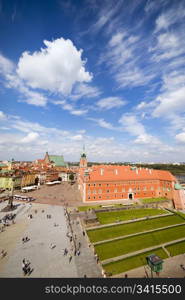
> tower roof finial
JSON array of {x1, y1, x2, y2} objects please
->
[{"x1": 81, "y1": 144, "x2": 86, "y2": 158}]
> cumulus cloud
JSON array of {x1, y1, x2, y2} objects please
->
[
  {"x1": 17, "y1": 38, "x2": 92, "y2": 95},
  {"x1": 96, "y1": 97, "x2": 126, "y2": 110},
  {"x1": 175, "y1": 132, "x2": 185, "y2": 143},
  {"x1": 70, "y1": 134, "x2": 83, "y2": 141},
  {"x1": 20, "y1": 132, "x2": 39, "y2": 143},
  {"x1": 119, "y1": 113, "x2": 146, "y2": 136}
]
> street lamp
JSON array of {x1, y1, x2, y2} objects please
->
[{"x1": 8, "y1": 177, "x2": 15, "y2": 210}]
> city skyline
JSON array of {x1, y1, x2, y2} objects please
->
[{"x1": 1, "y1": 0, "x2": 185, "y2": 162}]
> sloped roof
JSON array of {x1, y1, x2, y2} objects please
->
[
  {"x1": 79, "y1": 165, "x2": 176, "y2": 182},
  {"x1": 48, "y1": 155, "x2": 67, "y2": 167}
]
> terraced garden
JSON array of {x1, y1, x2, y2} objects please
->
[
  {"x1": 87, "y1": 215, "x2": 184, "y2": 243},
  {"x1": 95, "y1": 224, "x2": 185, "y2": 261},
  {"x1": 96, "y1": 208, "x2": 167, "y2": 224},
  {"x1": 166, "y1": 240, "x2": 185, "y2": 257},
  {"x1": 103, "y1": 248, "x2": 168, "y2": 276},
  {"x1": 78, "y1": 204, "x2": 125, "y2": 211},
  {"x1": 141, "y1": 197, "x2": 168, "y2": 204}
]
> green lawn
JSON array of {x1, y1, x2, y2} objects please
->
[
  {"x1": 103, "y1": 248, "x2": 168, "y2": 276},
  {"x1": 78, "y1": 204, "x2": 125, "y2": 212},
  {"x1": 78, "y1": 205, "x2": 102, "y2": 211},
  {"x1": 95, "y1": 224, "x2": 185, "y2": 261},
  {"x1": 166, "y1": 240, "x2": 185, "y2": 256},
  {"x1": 96, "y1": 208, "x2": 167, "y2": 225},
  {"x1": 87, "y1": 215, "x2": 184, "y2": 243},
  {"x1": 173, "y1": 211, "x2": 185, "y2": 220},
  {"x1": 141, "y1": 197, "x2": 167, "y2": 204}
]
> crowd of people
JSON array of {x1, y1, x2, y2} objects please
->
[{"x1": 0, "y1": 201, "x2": 103, "y2": 278}]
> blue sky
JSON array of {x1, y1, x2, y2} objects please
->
[{"x1": 0, "y1": 0, "x2": 185, "y2": 162}]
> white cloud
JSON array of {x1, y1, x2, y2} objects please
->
[
  {"x1": 115, "y1": 67, "x2": 154, "y2": 88},
  {"x1": 70, "y1": 134, "x2": 83, "y2": 141},
  {"x1": 119, "y1": 113, "x2": 146, "y2": 136},
  {"x1": 88, "y1": 117, "x2": 115, "y2": 130},
  {"x1": 77, "y1": 129, "x2": 86, "y2": 134},
  {"x1": 0, "y1": 55, "x2": 48, "y2": 107},
  {"x1": 96, "y1": 97, "x2": 126, "y2": 110},
  {"x1": 0, "y1": 111, "x2": 7, "y2": 120},
  {"x1": 70, "y1": 109, "x2": 88, "y2": 116},
  {"x1": 155, "y1": 4, "x2": 185, "y2": 32},
  {"x1": 150, "y1": 32, "x2": 185, "y2": 62},
  {"x1": 17, "y1": 38, "x2": 92, "y2": 95},
  {"x1": 100, "y1": 29, "x2": 154, "y2": 89},
  {"x1": 53, "y1": 100, "x2": 88, "y2": 116},
  {"x1": 108, "y1": 32, "x2": 126, "y2": 47},
  {"x1": 152, "y1": 86, "x2": 185, "y2": 117},
  {"x1": 175, "y1": 132, "x2": 185, "y2": 143},
  {"x1": 71, "y1": 83, "x2": 101, "y2": 100},
  {"x1": 89, "y1": 1, "x2": 123, "y2": 33},
  {"x1": 0, "y1": 54, "x2": 14, "y2": 74},
  {"x1": 20, "y1": 132, "x2": 39, "y2": 143}
]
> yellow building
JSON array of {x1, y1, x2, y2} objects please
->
[
  {"x1": 0, "y1": 176, "x2": 22, "y2": 190},
  {"x1": 21, "y1": 173, "x2": 36, "y2": 187}
]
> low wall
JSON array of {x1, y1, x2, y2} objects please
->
[{"x1": 94, "y1": 201, "x2": 173, "y2": 213}]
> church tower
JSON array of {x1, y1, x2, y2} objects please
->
[{"x1": 80, "y1": 146, "x2": 87, "y2": 168}]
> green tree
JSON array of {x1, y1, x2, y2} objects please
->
[{"x1": 69, "y1": 173, "x2": 74, "y2": 181}]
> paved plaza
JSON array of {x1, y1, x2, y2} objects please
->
[
  {"x1": 0, "y1": 201, "x2": 102, "y2": 278},
  {"x1": 1, "y1": 193, "x2": 185, "y2": 278},
  {"x1": 18, "y1": 182, "x2": 82, "y2": 207}
]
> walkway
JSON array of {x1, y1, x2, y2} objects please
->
[{"x1": 69, "y1": 215, "x2": 103, "y2": 278}]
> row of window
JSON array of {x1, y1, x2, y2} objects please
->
[
  {"x1": 87, "y1": 187, "x2": 171, "y2": 194},
  {"x1": 87, "y1": 191, "x2": 171, "y2": 200},
  {"x1": 87, "y1": 181, "x2": 171, "y2": 187},
  {"x1": 87, "y1": 192, "x2": 156, "y2": 200}
]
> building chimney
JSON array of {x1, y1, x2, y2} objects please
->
[{"x1": 100, "y1": 168, "x2": 104, "y2": 176}]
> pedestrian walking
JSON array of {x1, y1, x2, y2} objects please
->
[
  {"x1": 69, "y1": 255, "x2": 72, "y2": 263},
  {"x1": 1, "y1": 249, "x2": 6, "y2": 259},
  {"x1": 22, "y1": 259, "x2": 27, "y2": 276},
  {"x1": 50, "y1": 243, "x2": 56, "y2": 249},
  {"x1": 82, "y1": 231, "x2": 85, "y2": 236}
]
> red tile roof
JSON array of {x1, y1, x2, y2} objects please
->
[{"x1": 79, "y1": 165, "x2": 176, "y2": 182}]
